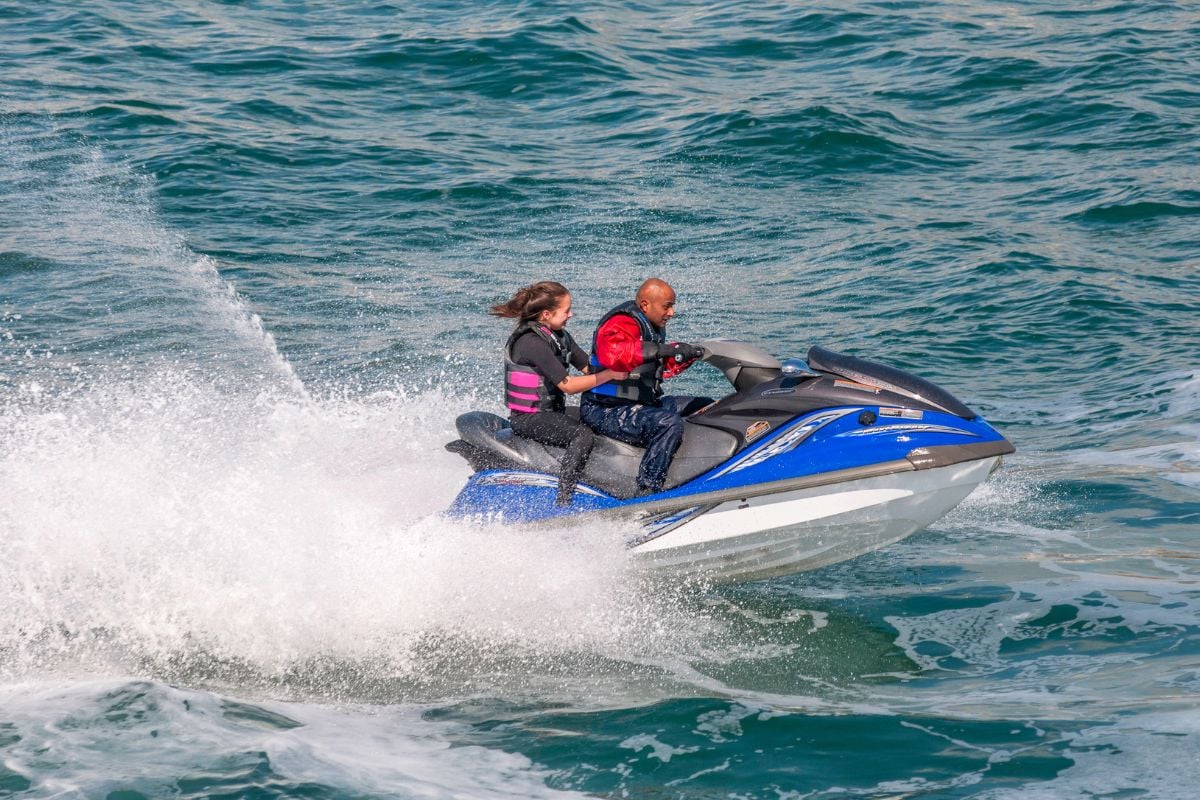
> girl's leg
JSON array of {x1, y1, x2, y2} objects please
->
[{"x1": 510, "y1": 412, "x2": 596, "y2": 504}]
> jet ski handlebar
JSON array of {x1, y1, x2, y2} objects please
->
[
  {"x1": 694, "y1": 340, "x2": 977, "y2": 419},
  {"x1": 694, "y1": 339, "x2": 783, "y2": 392}
]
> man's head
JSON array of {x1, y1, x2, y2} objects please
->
[{"x1": 635, "y1": 278, "x2": 676, "y2": 329}]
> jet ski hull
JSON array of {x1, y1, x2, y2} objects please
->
[{"x1": 628, "y1": 455, "x2": 1000, "y2": 584}]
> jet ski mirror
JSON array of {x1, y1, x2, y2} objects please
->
[
  {"x1": 695, "y1": 339, "x2": 783, "y2": 392},
  {"x1": 780, "y1": 358, "x2": 818, "y2": 377}
]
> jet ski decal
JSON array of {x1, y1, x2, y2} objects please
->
[
  {"x1": 745, "y1": 420, "x2": 771, "y2": 441},
  {"x1": 474, "y1": 471, "x2": 611, "y2": 499},
  {"x1": 628, "y1": 504, "x2": 715, "y2": 547},
  {"x1": 835, "y1": 423, "x2": 980, "y2": 439},
  {"x1": 707, "y1": 408, "x2": 862, "y2": 480},
  {"x1": 879, "y1": 407, "x2": 923, "y2": 419}
]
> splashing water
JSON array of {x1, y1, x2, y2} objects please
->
[
  {"x1": 0, "y1": 116, "x2": 304, "y2": 394},
  {"x1": 0, "y1": 373, "x2": 723, "y2": 702},
  {"x1": 0, "y1": 118, "x2": 732, "y2": 708}
]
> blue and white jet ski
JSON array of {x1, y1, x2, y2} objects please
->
[{"x1": 445, "y1": 342, "x2": 1014, "y2": 584}]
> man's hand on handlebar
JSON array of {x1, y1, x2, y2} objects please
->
[{"x1": 657, "y1": 342, "x2": 705, "y2": 363}]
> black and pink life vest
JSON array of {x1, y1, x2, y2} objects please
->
[{"x1": 503, "y1": 322, "x2": 576, "y2": 414}]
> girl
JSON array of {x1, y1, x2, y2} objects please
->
[{"x1": 491, "y1": 281, "x2": 626, "y2": 505}]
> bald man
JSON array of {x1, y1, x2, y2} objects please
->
[{"x1": 580, "y1": 278, "x2": 709, "y2": 495}]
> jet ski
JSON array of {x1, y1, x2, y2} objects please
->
[{"x1": 445, "y1": 342, "x2": 1014, "y2": 584}]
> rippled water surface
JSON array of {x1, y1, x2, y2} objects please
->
[{"x1": 2, "y1": 1, "x2": 1198, "y2": 797}]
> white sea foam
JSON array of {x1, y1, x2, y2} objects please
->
[
  {"x1": 0, "y1": 679, "x2": 587, "y2": 798},
  {"x1": 619, "y1": 733, "x2": 700, "y2": 763},
  {"x1": 966, "y1": 710, "x2": 1200, "y2": 800},
  {"x1": 876, "y1": 558, "x2": 1200, "y2": 724},
  {"x1": 889, "y1": 562, "x2": 1200, "y2": 666},
  {"x1": 0, "y1": 374, "x2": 709, "y2": 701},
  {"x1": 1166, "y1": 371, "x2": 1200, "y2": 418},
  {"x1": 1061, "y1": 370, "x2": 1200, "y2": 490}
]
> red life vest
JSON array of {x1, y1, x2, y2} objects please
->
[{"x1": 584, "y1": 301, "x2": 667, "y2": 406}]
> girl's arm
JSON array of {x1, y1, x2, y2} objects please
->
[{"x1": 556, "y1": 369, "x2": 627, "y2": 395}]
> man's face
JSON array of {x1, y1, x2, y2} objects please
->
[{"x1": 639, "y1": 287, "x2": 676, "y2": 329}]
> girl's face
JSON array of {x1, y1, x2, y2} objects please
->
[{"x1": 540, "y1": 293, "x2": 573, "y2": 330}]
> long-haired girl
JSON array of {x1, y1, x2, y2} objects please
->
[{"x1": 492, "y1": 281, "x2": 626, "y2": 505}]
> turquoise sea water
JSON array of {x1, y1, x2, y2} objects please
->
[{"x1": 2, "y1": 1, "x2": 1198, "y2": 797}]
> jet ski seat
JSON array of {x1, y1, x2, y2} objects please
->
[{"x1": 449, "y1": 411, "x2": 739, "y2": 499}]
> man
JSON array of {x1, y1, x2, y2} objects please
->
[{"x1": 580, "y1": 278, "x2": 708, "y2": 495}]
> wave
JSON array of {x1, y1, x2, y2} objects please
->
[
  {"x1": 664, "y1": 105, "x2": 967, "y2": 178},
  {"x1": 1072, "y1": 200, "x2": 1200, "y2": 225},
  {"x1": 340, "y1": 17, "x2": 634, "y2": 101}
]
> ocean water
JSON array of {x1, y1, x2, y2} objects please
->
[{"x1": 1, "y1": 0, "x2": 1198, "y2": 797}]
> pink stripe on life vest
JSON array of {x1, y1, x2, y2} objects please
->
[
  {"x1": 508, "y1": 371, "x2": 541, "y2": 388},
  {"x1": 509, "y1": 390, "x2": 540, "y2": 401},
  {"x1": 507, "y1": 401, "x2": 537, "y2": 413}
]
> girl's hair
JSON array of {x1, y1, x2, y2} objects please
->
[{"x1": 490, "y1": 281, "x2": 569, "y2": 323}]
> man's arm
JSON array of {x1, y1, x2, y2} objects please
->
[{"x1": 593, "y1": 315, "x2": 648, "y2": 372}]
